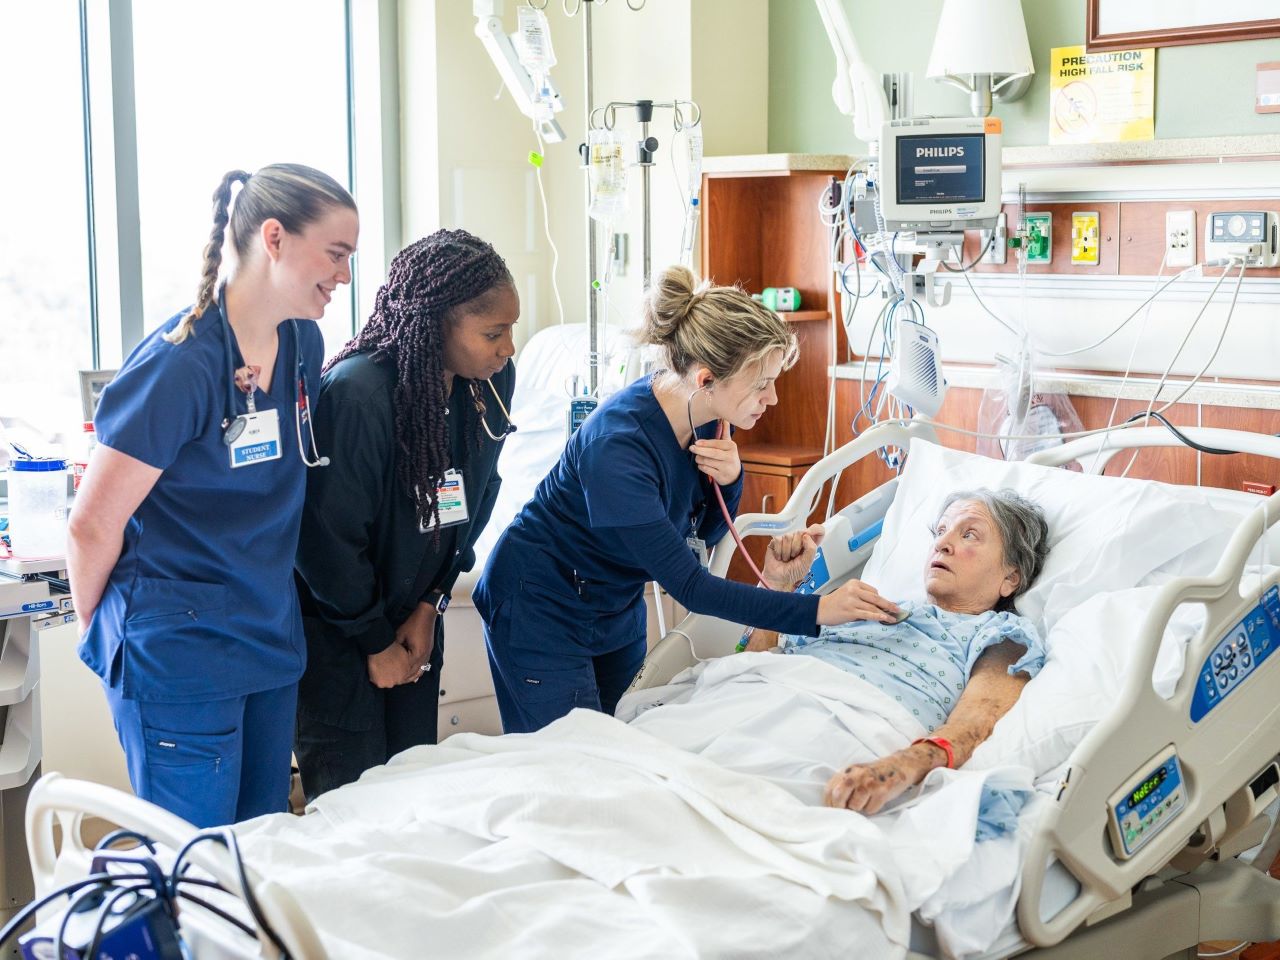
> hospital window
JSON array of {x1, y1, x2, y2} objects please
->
[
  {"x1": 131, "y1": 0, "x2": 355, "y2": 357},
  {"x1": 0, "y1": 3, "x2": 95, "y2": 450}
]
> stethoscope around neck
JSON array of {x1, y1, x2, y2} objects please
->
[
  {"x1": 469, "y1": 376, "x2": 517, "y2": 442},
  {"x1": 218, "y1": 288, "x2": 328, "y2": 467}
]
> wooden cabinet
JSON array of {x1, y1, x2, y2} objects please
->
[{"x1": 725, "y1": 444, "x2": 821, "y2": 584}]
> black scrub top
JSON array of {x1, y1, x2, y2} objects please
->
[{"x1": 294, "y1": 352, "x2": 514, "y2": 728}]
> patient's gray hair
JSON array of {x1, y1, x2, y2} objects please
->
[{"x1": 940, "y1": 488, "x2": 1049, "y2": 610}]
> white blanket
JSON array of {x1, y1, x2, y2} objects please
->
[{"x1": 236, "y1": 656, "x2": 1039, "y2": 960}]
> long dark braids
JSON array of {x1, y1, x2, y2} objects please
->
[{"x1": 326, "y1": 229, "x2": 513, "y2": 534}]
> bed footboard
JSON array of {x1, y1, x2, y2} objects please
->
[{"x1": 25, "y1": 772, "x2": 325, "y2": 959}]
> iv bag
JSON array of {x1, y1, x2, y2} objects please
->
[
  {"x1": 683, "y1": 122, "x2": 704, "y2": 202},
  {"x1": 515, "y1": 6, "x2": 556, "y2": 73},
  {"x1": 515, "y1": 6, "x2": 556, "y2": 118},
  {"x1": 588, "y1": 128, "x2": 628, "y2": 225}
]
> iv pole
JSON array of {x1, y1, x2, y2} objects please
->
[{"x1": 583, "y1": 1, "x2": 598, "y2": 396}]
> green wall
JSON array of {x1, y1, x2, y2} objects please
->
[{"x1": 768, "y1": 0, "x2": 1280, "y2": 152}]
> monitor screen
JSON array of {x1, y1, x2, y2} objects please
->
[{"x1": 895, "y1": 134, "x2": 986, "y2": 205}]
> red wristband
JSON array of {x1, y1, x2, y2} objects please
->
[{"x1": 911, "y1": 736, "x2": 955, "y2": 770}]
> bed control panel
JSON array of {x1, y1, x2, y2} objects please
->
[
  {"x1": 1107, "y1": 746, "x2": 1187, "y2": 861},
  {"x1": 1190, "y1": 585, "x2": 1280, "y2": 723},
  {"x1": 793, "y1": 513, "x2": 885, "y2": 596}
]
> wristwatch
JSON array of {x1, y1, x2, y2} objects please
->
[{"x1": 426, "y1": 591, "x2": 450, "y2": 615}]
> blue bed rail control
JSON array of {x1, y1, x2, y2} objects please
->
[
  {"x1": 795, "y1": 550, "x2": 830, "y2": 595},
  {"x1": 848, "y1": 518, "x2": 884, "y2": 553},
  {"x1": 1190, "y1": 585, "x2": 1280, "y2": 723},
  {"x1": 1107, "y1": 746, "x2": 1186, "y2": 861},
  {"x1": 792, "y1": 517, "x2": 884, "y2": 596}
]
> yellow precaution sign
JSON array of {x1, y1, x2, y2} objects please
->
[{"x1": 1049, "y1": 45, "x2": 1155, "y2": 144}]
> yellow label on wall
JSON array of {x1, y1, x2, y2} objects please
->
[{"x1": 1049, "y1": 45, "x2": 1155, "y2": 144}]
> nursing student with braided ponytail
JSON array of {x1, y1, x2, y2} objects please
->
[
  {"x1": 292, "y1": 229, "x2": 517, "y2": 800},
  {"x1": 67, "y1": 164, "x2": 358, "y2": 827}
]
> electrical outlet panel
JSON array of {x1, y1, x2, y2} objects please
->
[
  {"x1": 1165, "y1": 210, "x2": 1196, "y2": 268},
  {"x1": 1071, "y1": 211, "x2": 1100, "y2": 265},
  {"x1": 1205, "y1": 211, "x2": 1280, "y2": 267},
  {"x1": 1024, "y1": 213, "x2": 1052, "y2": 264},
  {"x1": 981, "y1": 212, "x2": 1008, "y2": 265}
]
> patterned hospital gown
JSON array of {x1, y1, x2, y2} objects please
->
[{"x1": 779, "y1": 603, "x2": 1045, "y2": 731}]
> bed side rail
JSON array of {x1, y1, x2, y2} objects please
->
[
  {"x1": 1028, "y1": 425, "x2": 1280, "y2": 475},
  {"x1": 25, "y1": 772, "x2": 325, "y2": 960},
  {"x1": 707, "y1": 419, "x2": 937, "y2": 577},
  {"x1": 1018, "y1": 428, "x2": 1280, "y2": 947}
]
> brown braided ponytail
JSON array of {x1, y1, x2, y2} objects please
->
[
  {"x1": 326, "y1": 229, "x2": 513, "y2": 534},
  {"x1": 165, "y1": 163, "x2": 356, "y2": 345}
]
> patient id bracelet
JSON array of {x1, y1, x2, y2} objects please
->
[{"x1": 911, "y1": 736, "x2": 955, "y2": 770}]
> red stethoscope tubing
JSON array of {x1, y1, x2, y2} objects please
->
[{"x1": 707, "y1": 419, "x2": 770, "y2": 589}]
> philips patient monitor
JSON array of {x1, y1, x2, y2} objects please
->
[{"x1": 877, "y1": 116, "x2": 1002, "y2": 233}]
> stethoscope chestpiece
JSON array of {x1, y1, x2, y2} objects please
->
[{"x1": 222, "y1": 416, "x2": 246, "y2": 446}]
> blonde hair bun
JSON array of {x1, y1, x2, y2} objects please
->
[
  {"x1": 634, "y1": 264, "x2": 799, "y2": 383},
  {"x1": 640, "y1": 265, "x2": 711, "y2": 346}
]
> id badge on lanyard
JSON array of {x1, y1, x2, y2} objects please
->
[
  {"x1": 228, "y1": 409, "x2": 283, "y2": 468},
  {"x1": 431, "y1": 469, "x2": 470, "y2": 528}
]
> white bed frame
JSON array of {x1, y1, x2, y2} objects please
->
[
  {"x1": 636, "y1": 421, "x2": 1280, "y2": 959},
  {"x1": 20, "y1": 422, "x2": 1280, "y2": 960}
]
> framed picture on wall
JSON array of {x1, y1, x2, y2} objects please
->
[{"x1": 1087, "y1": 0, "x2": 1280, "y2": 52}]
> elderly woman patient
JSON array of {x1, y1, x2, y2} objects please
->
[{"x1": 746, "y1": 488, "x2": 1049, "y2": 815}]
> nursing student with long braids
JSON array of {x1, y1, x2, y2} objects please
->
[{"x1": 293, "y1": 229, "x2": 518, "y2": 800}]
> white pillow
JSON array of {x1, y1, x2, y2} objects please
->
[{"x1": 861, "y1": 439, "x2": 1234, "y2": 634}]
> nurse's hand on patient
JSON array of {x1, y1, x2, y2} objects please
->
[
  {"x1": 816, "y1": 580, "x2": 902, "y2": 626},
  {"x1": 689, "y1": 437, "x2": 741, "y2": 485},
  {"x1": 763, "y1": 524, "x2": 825, "y2": 590},
  {"x1": 824, "y1": 749, "x2": 933, "y2": 814}
]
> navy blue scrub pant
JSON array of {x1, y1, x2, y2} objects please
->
[
  {"x1": 104, "y1": 682, "x2": 297, "y2": 828},
  {"x1": 483, "y1": 579, "x2": 647, "y2": 734}
]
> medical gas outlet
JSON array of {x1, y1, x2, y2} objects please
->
[
  {"x1": 1023, "y1": 213, "x2": 1052, "y2": 264},
  {"x1": 1071, "y1": 212, "x2": 1100, "y2": 266},
  {"x1": 1205, "y1": 211, "x2": 1280, "y2": 267}
]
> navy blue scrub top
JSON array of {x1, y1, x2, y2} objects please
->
[
  {"x1": 480, "y1": 374, "x2": 820, "y2": 636},
  {"x1": 80, "y1": 303, "x2": 323, "y2": 703}
]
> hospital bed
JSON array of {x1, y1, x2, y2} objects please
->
[
  {"x1": 636, "y1": 420, "x2": 1280, "y2": 959},
  {"x1": 19, "y1": 421, "x2": 1280, "y2": 959}
]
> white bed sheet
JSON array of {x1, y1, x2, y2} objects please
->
[{"x1": 234, "y1": 657, "x2": 1040, "y2": 960}]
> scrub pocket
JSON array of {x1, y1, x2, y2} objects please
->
[
  {"x1": 139, "y1": 723, "x2": 238, "y2": 824},
  {"x1": 492, "y1": 581, "x2": 595, "y2": 706},
  {"x1": 123, "y1": 577, "x2": 229, "y2": 699},
  {"x1": 125, "y1": 576, "x2": 228, "y2": 623}
]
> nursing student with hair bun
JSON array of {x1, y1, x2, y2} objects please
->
[
  {"x1": 292, "y1": 229, "x2": 518, "y2": 802},
  {"x1": 68, "y1": 164, "x2": 359, "y2": 827},
  {"x1": 476, "y1": 264, "x2": 893, "y2": 735}
]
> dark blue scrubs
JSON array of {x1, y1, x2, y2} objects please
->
[
  {"x1": 475, "y1": 374, "x2": 820, "y2": 733},
  {"x1": 80, "y1": 302, "x2": 322, "y2": 827}
]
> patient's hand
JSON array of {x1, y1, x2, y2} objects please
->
[
  {"x1": 763, "y1": 524, "x2": 825, "y2": 590},
  {"x1": 823, "y1": 746, "x2": 937, "y2": 815}
]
